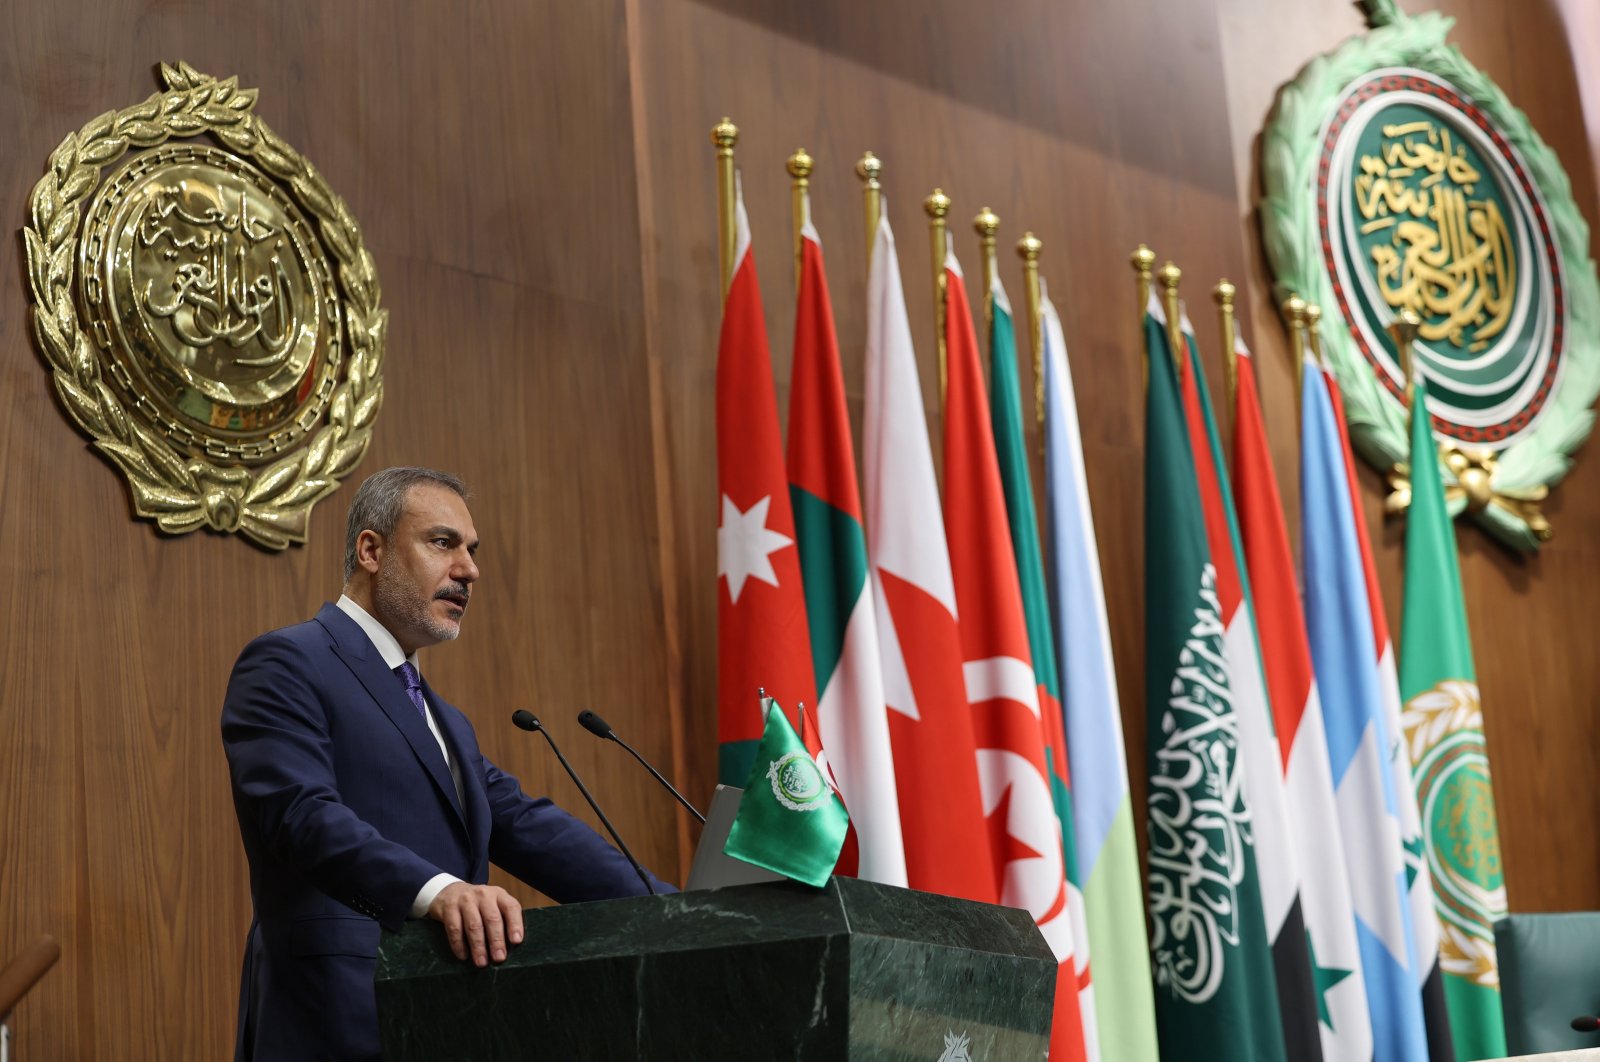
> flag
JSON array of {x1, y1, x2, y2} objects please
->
[
  {"x1": 1399, "y1": 376, "x2": 1508, "y2": 1060},
  {"x1": 1324, "y1": 366, "x2": 1457, "y2": 1062},
  {"x1": 1040, "y1": 284, "x2": 1158, "y2": 1062},
  {"x1": 988, "y1": 274, "x2": 1097, "y2": 1058},
  {"x1": 1175, "y1": 311, "x2": 1319, "y2": 1061},
  {"x1": 862, "y1": 213, "x2": 996, "y2": 904},
  {"x1": 1232, "y1": 335, "x2": 1372, "y2": 1062},
  {"x1": 1143, "y1": 295, "x2": 1286, "y2": 1062},
  {"x1": 942, "y1": 245, "x2": 1085, "y2": 1061},
  {"x1": 1301, "y1": 354, "x2": 1433, "y2": 1061},
  {"x1": 725, "y1": 697, "x2": 850, "y2": 887},
  {"x1": 716, "y1": 178, "x2": 817, "y2": 785},
  {"x1": 788, "y1": 214, "x2": 906, "y2": 886}
]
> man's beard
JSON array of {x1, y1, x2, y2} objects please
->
[{"x1": 373, "y1": 562, "x2": 468, "y2": 647}]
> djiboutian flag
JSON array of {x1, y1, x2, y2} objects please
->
[
  {"x1": 1301, "y1": 355, "x2": 1434, "y2": 1062},
  {"x1": 1323, "y1": 366, "x2": 1457, "y2": 1062},
  {"x1": 1231, "y1": 335, "x2": 1372, "y2": 1062},
  {"x1": 1399, "y1": 376, "x2": 1508, "y2": 1061},
  {"x1": 989, "y1": 276, "x2": 1097, "y2": 1058},
  {"x1": 942, "y1": 245, "x2": 1085, "y2": 1062},
  {"x1": 862, "y1": 213, "x2": 996, "y2": 904},
  {"x1": 1040, "y1": 284, "x2": 1158, "y2": 1062},
  {"x1": 1143, "y1": 295, "x2": 1286, "y2": 1062},
  {"x1": 1175, "y1": 312, "x2": 1320, "y2": 1062},
  {"x1": 788, "y1": 216, "x2": 907, "y2": 886},
  {"x1": 716, "y1": 177, "x2": 817, "y2": 786}
]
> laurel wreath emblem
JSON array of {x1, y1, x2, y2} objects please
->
[{"x1": 22, "y1": 61, "x2": 385, "y2": 550}]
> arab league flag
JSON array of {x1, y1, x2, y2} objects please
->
[
  {"x1": 989, "y1": 274, "x2": 1098, "y2": 1058},
  {"x1": 1301, "y1": 357, "x2": 1432, "y2": 1062},
  {"x1": 1040, "y1": 283, "x2": 1158, "y2": 1062},
  {"x1": 1399, "y1": 376, "x2": 1508, "y2": 1061},
  {"x1": 1232, "y1": 336, "x2": 1372, "y2": 1062},
  {"x1": 1143, "y1": 295, "x2": 1286, "y2": 1062},
  {"x1": 716, "y1": 176, "x2": 817, "y2": 785},
  {"x1": 788, "y1": 215, "x2": 907, "y2": 886},
  {"x1": 725, "y1": 697, "x2": 850, "y2": 887}
]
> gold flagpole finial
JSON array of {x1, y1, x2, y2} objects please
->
[
  {"x1": 1131, "y1": 246, "x2": 1157, "y2": 391},
  {"x1": 857, "y1": 152, "x2": 882, "y2": 274},
  {"x1": 974, "y1": 207, "x2": 999, "y2": 331},
  {"x1": 1158, "y1": 262, "x2": 1184, "y2": 370},
  {"x1": 712, "y1": 118, "x2": 739, "y2": 303},
  {"x1": 1306, "y1": 302, "x2": 1326, "y2": 366},
  {"x1": 926, "y1": 189, "x2": 952, "y2": 404},
  {"x1": 1388, "y1": 307, "x2": 1422, "y2": 410},
  {"x1": 1018, "y1": 233, "x2": 1044, "y2": 428},
  {"x1": 786, "y1": 148, "x2": 813, "y2": 296},
  {"x1": 1214, "y1": 279, "x2": 1238, "y2": 413},
  {"x1": 1283, "y1": 294, "x2": 1309, "y2": 396}
]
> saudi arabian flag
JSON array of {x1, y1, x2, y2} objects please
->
[
  {"x1": 725, "y1": 698, "x2": 851, "y2": 888},
  {"x1": 1399, "y1": 377, "x2": 1508, "y2": 1060},
  {"x1": 1143, "y1": 297, "x2": 1286, "y2": 1062}
]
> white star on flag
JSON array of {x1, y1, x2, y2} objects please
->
[{"x1": 718, "y1": 494, "x2": 793, "y2": 603}]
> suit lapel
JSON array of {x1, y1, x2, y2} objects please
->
[{"x1": 316, "y1": 604, "x2": 468, "y2": 833}]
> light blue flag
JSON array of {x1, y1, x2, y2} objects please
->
[{"x1": 1300, "y1": 361, "x2": 1431, "y2": 1062}]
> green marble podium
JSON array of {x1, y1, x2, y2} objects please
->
[{"x1": 375, "y1": 877, "x2": 1055, "y2": 1060}]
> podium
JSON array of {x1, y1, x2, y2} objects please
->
[{"x1": 375, "y1": 877, "x2": 1056, "y2": 1060}]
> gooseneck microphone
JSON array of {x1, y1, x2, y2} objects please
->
[
  {"x1": 577, "y1": 709, "x2": 706, "y2": 824},
  {"x1": 510, "y1": 710, "x2": 655, "y2": 895}
]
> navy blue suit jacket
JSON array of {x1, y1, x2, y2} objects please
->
[{"x1": 222, "y1": 603, "x2": 669, "y2": 1060}]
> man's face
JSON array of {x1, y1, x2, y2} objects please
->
[{"x1": 369, "y1": 483, "x2": 480, "y2": 655}]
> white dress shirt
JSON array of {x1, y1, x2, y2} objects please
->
[{"x1": 335, "y1": 595, "x2": 464, "y2": 915}]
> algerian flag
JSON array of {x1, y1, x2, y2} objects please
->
[
  {"x1": 1399, "y1": 376, "x2": 1508, "y2": 1060},
  {"x1": 725, "y1": 698, "x2": 851, "y2": 888}
]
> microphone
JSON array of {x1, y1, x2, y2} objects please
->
[
  {"x1": 509, "y1": 711, "x2": 655, "y2": 895},
  {"x1": 577, "y1": 709, "x2": 706, "y2": 824},
  {"x1": 1572, "y1": 1015, "x2": 1600, "y2": 1033}
]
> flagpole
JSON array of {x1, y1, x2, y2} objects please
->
[
  {"x1": 857, "y1": 152, "x2": 881, "y2": 276},
  {"x1": 975, "y1": 207, "x2": 999, "y2": 334},
  {"x1": 1158, "y1": 261, "x2": 1185, "y2": 370},
  {"x1": 1131, "y1": 245, "x2": 1155, "y2": 391},
  {"x1": 1018, "y1": 233, "x2": 1044, "y2": 429},
  {"x1": 926, "y1": 189, "x2": 951, "y2": 404},
  {"x1": 1214, "y1": 278, "x2": 1238, "y2": 415},
  {"x1": 1283, "y1": 294, "x2": 1309, "y2": 393},
  {"x1": 1388, "y1": 307, "x2": 1421, "y2": 412},
  {"x1": 713, "y1": 118, "x2": 739, "y2": 304},
  {"x1": 787, "y1": 148, "x2": 813, "y2": 297}
]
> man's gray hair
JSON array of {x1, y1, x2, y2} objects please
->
[{"x1": 343, "y1": 467, "x2": 469, "y2": 580}]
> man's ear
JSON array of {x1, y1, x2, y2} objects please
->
[{"x1": 355, "y1": 529, "x2": 385, "y2": 574}]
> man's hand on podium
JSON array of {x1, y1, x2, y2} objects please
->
[{"x1": 427, "y1": 883, "x2": 526, "y2": 967}]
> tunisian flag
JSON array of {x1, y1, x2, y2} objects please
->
[{"x1": 716, "y1": 178, "x2": 817, "y2": 787}]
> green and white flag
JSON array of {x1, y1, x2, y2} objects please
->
[
  {"x1": 1399, "y1": 377, "x2": 1508, "y2": 1060},
  {"x1": 724, "y1": 698, "x2": 851, "y2": 888}
]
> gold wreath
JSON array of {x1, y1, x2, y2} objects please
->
[{"x1": 22, "y1": 61, "x2": 385, "y2": 550}]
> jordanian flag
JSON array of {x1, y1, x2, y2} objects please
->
[
  {"x1": 1324, "y1": 366, "x2": 1457, "y2": 1062},
  {"x1": 862, "y1": 213, "x2": 996, "y2": 904},
  {"x1": 788, "y1": 213, "x2": 907, "y2": 886},
  {"x1": 1302, "y1": 357, "x2": 1434, "y2": 1062},
  {"x1": 1143, "y1": 296, "x2": 1286, "y2": 1062},
  {"x1": 1231, "y1": 336, "x2": 1372, "y2": 1062},
  {"x1": 1175, "y1": 312, "x2": 1319, "y2": 1062},
  {"x1": 988, "y1": 275, "x2": 1097, "y2": 1058},
  {"x1": 1399, "y1": 376, "x2": 1508, "y2": 1061},
  {"x1": 725, "y1": 697, "x2": 851, "y2": 888},
  {"x1": 1040, "y1": 284, "x2": 1157, "y2": 1062},
  {"x1": 715, "y1": 177, "x2": 817, "y2": 785},
  {"x1": 942, "y1": 245, "x2": 1085, "y2": 1062}
]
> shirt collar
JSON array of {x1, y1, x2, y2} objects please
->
[{"x1": 336, "y1": 595, "x2": 420, "y2": 672}]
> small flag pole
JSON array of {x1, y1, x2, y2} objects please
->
[
  {"x1": 1282, "y1": 294, "x2": 1309, "y2": 395},
  {"x1": 925, "y1": 189, "x2": 952, "y2": 405},
  {"x1": 712, "y1": 118, "x2": 739, "y2": 305},
  {"x1": 1388, "y1": 307, "x2": 1422, "y2": 412},
  {"x1": 974, "y1": 207, "x2": 999, "y2": 334},
  {"x1": 1214, "y1": 278, "x2": 1238, "y2": 417},
  {"x1": 1306, "y1": 302, "x2": 1327, "y2": 369},
  {"x1": 787, "y1": 148, "x2": 813, "y2": 296},
  {"x1": 1017, "y1": 233, "x2": 1044, "y2": 430},
  {"x1": 1158, "y1": 261, "x2": 1185, "y2": 370},
  {"x1": 1131, "y1": 245, "x2": 1156, "y2": 391},
  {"x1": 856, "y1": 152, "x2": 882, "y2": 277}
]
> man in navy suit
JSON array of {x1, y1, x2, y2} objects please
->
[{"x1": 222, "y1": 466, "x2": 670, "y2": 1060}]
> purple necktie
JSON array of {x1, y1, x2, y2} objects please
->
[{"x1": 395, "y1": 662, "x2": 427, "y2": 721}]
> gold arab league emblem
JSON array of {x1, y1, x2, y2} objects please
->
[{"x1": 23, "y1": 62, "x2": 385, "y2": 549}]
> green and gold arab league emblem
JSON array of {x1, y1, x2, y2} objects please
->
[
  {"x1": 23, "y1": 62, "x2": 385, "y2": 549},
  {"x1": 1262, "y1": 0, "x2": 1600, "y2": 550}
]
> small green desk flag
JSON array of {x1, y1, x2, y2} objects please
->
[{"x1": 724, "y1": 698, "x2": 851, "y2": 887}]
